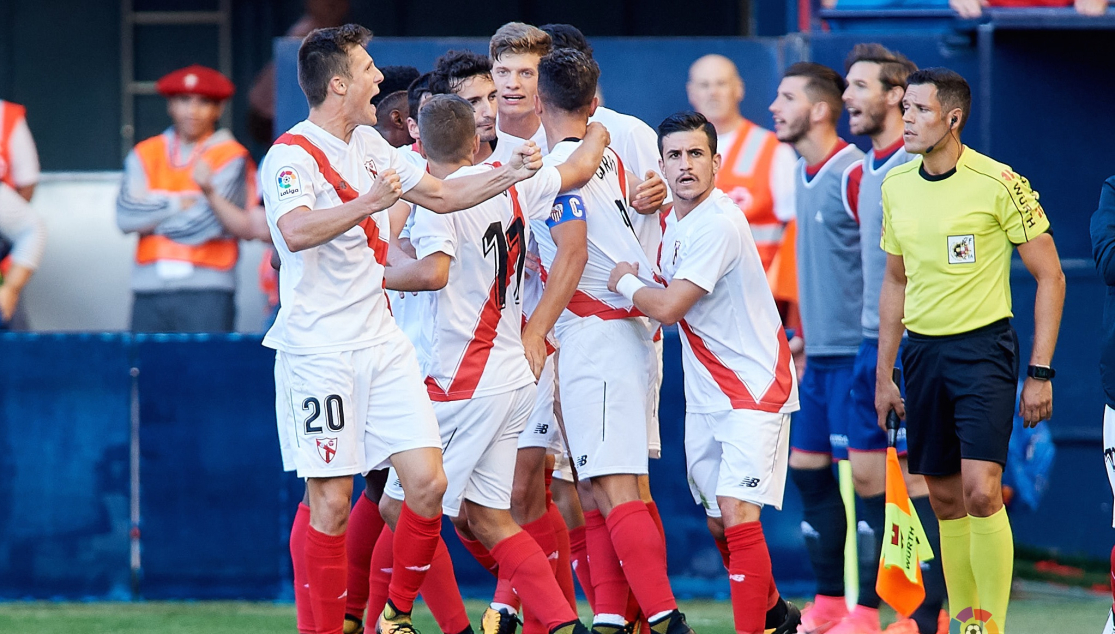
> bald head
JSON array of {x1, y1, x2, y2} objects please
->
[{"x1": 687, "y1": 54, "x2": 745, "y2": 132}]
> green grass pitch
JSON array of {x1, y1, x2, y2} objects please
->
[{"x1": 0, "y1": 597, "x2": 1108, "y2": 634}]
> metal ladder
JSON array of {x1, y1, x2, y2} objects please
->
[{"x1": 118, "y1": 0, "x2": 233, "y2": 161}]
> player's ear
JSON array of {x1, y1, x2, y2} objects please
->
[
  {"x1": 533, "y1": 94, "x2": 543, "y2": 116},
  {"x1": 330, "y1": 75, "x2": 347, "y2": 97},
  {"x1": 472, "y1": 134, "x2": 480, "y2": 155},
  {"x1": 887, "y1": 85, "x2": 905, "y2": 108},
  {"x1": 588, "y1": 96, "x2": 599, "y2": 117},
  {"x1": 712, "y1": 152, "x2": 721, "y2": 176}
]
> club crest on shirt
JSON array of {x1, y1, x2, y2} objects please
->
[
  {"x1": 316, "y1": 437, "x2": 338, "y2": 463},
  {"x1": 948, "y1": 234, "x2": 976, "y2": 264},
  {"x1": 672, "y1": 240, "x2": 681, "y2": 266},
  {"x1": 276, "y1": 166, "x2": 301, "y2": 199},
  {"x1": 365, "y1": 159, "x2": 378, "y2": 178}
]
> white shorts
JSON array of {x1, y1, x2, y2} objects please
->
[
  {"x1": 647, "y1": 334, "x2": 663, "y2": 459},
  {"x1": 518, "y1": 354, "x2": 560, "y2": 450},
  {"x1": 685, "y1": 409, "x2": 791, "y2": 517},
  {"x1": 385, "y1": 384, "x2": 536, "y2": 517},
  {"x1": 552, "y1": 450, "x2": 575, "y2": 483},
  {"x1": 275, "y1": 331, "x2": 441, "y2": 478},
  {"x1": 558, "y1": 318, "x2": 655, "y2": 479},
  {"x1": 1105, "y1": 406, "x2": 1115, "y2": 527}
]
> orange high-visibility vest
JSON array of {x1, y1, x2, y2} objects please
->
[
  {"x1": 132, "y1": 133, "x2": 250, "y2": 270},
  {"x1": 715, "y1": 119, "x2": 784, "y2": 271},
  {"x1": 0, "y1": 101, "x2": 27, "y2": 189}
]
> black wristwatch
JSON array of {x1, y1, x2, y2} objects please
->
[{"x1": 1027, "y1": 365, "x2": 1056, "y2": 380}]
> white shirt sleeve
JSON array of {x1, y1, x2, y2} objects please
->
[
  {"x1": 769, "y1": 143, "x2": 798, "y2": 223},
  {"x1": 515, "y1": 165, "x2": 563, "y2": 221},
  {"x1": 672, "y1": 218, "x2": 740, "y2": 293},
  {"x1": 0, "y1": 183, "x2": 46, "y2": 269},
  {"x1": 386, "y1": 144, "x2": 426, "y2": 194},
  {"x1": 6, "y1": 117, "x2": 39, "y2": 188},
  {"x1": 623, "y1": 120, "x2": 671, "y2": 208},
  {"x1": 410, "y1": 206, "x2": 457, "y2": 260},
  {"x1": 261, "y1": 147, "x2": 318, "y2": 223}
]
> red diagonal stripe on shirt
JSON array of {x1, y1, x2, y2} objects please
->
[
  {"x1": 426, "y1": 280, "x2": 502, "y2": 402},
  {"x1": 678, "y1": 321, "x2": 793, "y2": 412},
  {"x1": 538, "y1": 264, "x2": 645, "y2": 320},
  {"x1": 274, "y1": 133, "x2": 389, "y2": 265}
]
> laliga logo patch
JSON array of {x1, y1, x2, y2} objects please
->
[
  {"x1": 950, "y1": 607, "x2": 999, "y2": 634},
  {"x1": 277, "y1": 167, "x2": 301, "y2": 199},
  {"x1": 948, "y1": 234, "x2": 975, "y2": 264},
  {"x1": 316, "y1": 437, "x2": 338, "y2": 464}
]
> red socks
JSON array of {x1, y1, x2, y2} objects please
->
[
  {"x1": 569, "y1": 525, "x2": 595, "y2": 611},
  {"x1": 305, "y1": 525, "x2": 348, "y2": 634},
  {"x1": 726, "y1": 521, "x2": 773, "y2": 634},
  {"x1": 420, "y1": 538, "x2": 471, "y2": 634},
  {"x1": 346, "y1": 495, "x2": 385, "y2": 619},
  {"x1": 368, "y1": 525, "x2": 394, "y2": 619},
  {"x1": 458, "y1": 530, "x2": 500, "y2": 575},
  {"x1": 389, "y1": 503, "x2": 442, "y2": 613},
  {"x1": 585, "y1": 509, "x2": 630, "y2": 616},
  {"x1": 523, "y1": 513, "x2": 560, "y2": 574},
  {"x1": 291, "y1": 503, "x2": 316, "y2": 634},
  {"x1": 491, "y1": 530, "x2": 579, "y2": 631},
  {"x1": 646, "y1": 501, "x2": 666, "y2": 560},
  {"x1": 714, "y1": 537, "x2": 731, "y2": 571},
  {"x1": 546, "y1": 503, "x2": 577, "y2": 609},
  {"x1": 605, "y1": 500, "x2": 677, "y2": 617}
]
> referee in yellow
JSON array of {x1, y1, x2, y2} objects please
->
[{"x1": 874, "y1": 68, "x2": 1064, "y2": 634}]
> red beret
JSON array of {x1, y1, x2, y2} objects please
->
[{"x1": 156, "y1": 65, "x2": 235, "y2": 100}]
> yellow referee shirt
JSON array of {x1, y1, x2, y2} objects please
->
[{"x1": 881, "y1": 147, "x2": 1049, "y2": 337}]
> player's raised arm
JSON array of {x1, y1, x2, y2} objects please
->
[
  {"x1": 276, "y1": 169, "x2": 403, "y2": 252},
  {"x1": 403, "y1": 141, "x2": 542, "y2": 213},
  {"x1": 384, "y1": 251, "x2": 450, "y2": 292}
]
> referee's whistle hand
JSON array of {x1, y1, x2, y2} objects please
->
[
  {"x1": 1019, "y1": 377, "x2": 1053, "y2": 427},
  {"x1": 875, "y1": 380, "x2": 905, "y2": 430}
]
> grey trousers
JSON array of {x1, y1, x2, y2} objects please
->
[{"x1": 131, "y1": 289, "x2": 236, "y2": 333}]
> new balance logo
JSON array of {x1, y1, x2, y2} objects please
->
[
  {"x1": 405, "y1": 564, "x2": 431, "y2": 572},
  {"x1": 577, "y1": 455, "x2": 588, "y2": 467},
  {"x1": 739, "y1": 477, "x2": 761, "y2": 488},
  {"x1": 729, "y1": 574, "x2": 746, "y2": 583},
  {"x1": 534, "y1": 423, "x2": 549, "y2": 434}
]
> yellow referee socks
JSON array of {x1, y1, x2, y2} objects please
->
[
  {"x1": 969, "y1": 507, "x2": 1014, "y2": 631},
  {"x1": 939, "y1": 516, "x2": 979, "y2": 624}
]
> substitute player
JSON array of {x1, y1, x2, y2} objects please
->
[
  {"x1": 382, "y1": 93, "x2": 610, "y2": 634},
  {"x1": 876, "y1": 68, "x2": 1063, "y2": 634},
  {"x1": 260, "y1": 25, "x2": 543, "y2": 634},
  {"x1": 527, "y1": 47, "x2": 691, "y2": 634},
  {"x1": 842, "y1": 44, "x2": 947, "y2": 634},
  {"x1": 609, "y1": 110, "x2": 802, "y2": 634},
  {"x1": 1090, "y1": 173, "x2": 1115, "y2": 634},
  {"x1": 769, "y1": 63, "x2": 867, "y2": 634}
]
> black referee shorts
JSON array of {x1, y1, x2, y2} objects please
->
[{"x1": 901, "y1": 318, "x2": 1019, "y2": 476}]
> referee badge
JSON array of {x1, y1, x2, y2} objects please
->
[{"x1": 947, "y1": 234, "x2": 976, "y2": 264}]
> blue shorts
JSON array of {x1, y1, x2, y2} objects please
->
[
  {"x1": 791, "y1": 355, "x2": 856, "y2": 459},
  {"x1": 850, "y1": 338, "x2": 907, "y2": 455}
]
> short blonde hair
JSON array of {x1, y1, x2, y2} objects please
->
[{"x1": 489, "y1": 22, "x2": 551, "y2": 61}]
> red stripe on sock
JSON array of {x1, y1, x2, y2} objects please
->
[
  {"x1": 291, "y1": 503, "x2": 316, "y2": 634},
  {"x1": 388, "y1": 503, "x2": 442, "y2": 613},
  {"x1": 569, "y1": 525, "x2": 596, "y2": 611},
  {"x1": 346, "y1": 495, "x2": 385, "y2": 619},
  {"x1": 726, "y1": 521, "x2": 772, "y2": 634},
  {"x1": 491, "y1": 531, "x2": 578, "y2": 631},
  {"x1": 458, "y1": 530, "x2": 500, "y2": 576},
  {"x1": 367, "y1": 525, "x2": 394, "y2": 620},
  {"x1": 605, "y1": 500, "x2": 677, "y2": 616},
  {"x1": 547, "y1": 503, "x2": 577, "y2": 609},
  {"x1": 419, "y1": 538, "x2": 470, "y2": 634},
  {"x1": 305, "y1": 525, "x2": 348, "y2": 634}
]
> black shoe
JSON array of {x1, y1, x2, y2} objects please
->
[
  {"x1": 764, "y1": 600, "x2": 801, "y2": 634},
  {"x1": 648, "y1": 611, "x2": 694, "y2": 634}
]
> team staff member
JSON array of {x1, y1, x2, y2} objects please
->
[
  {"x1": 116, "y1": 64, "x2": 252, "y2": 333},
  {"x1": 769, "y1": 62, "x2": 866, "y2": 634},
  {"x1": 1087, "y1": 175, "x2": 1115, "y2": 634},
  {"x1": 260, "y1": 25, "x2": 543, "y2": 634},
  {"x1": 876, "y1": 68, "x2": 1064, "y2": 634},
  {"x1": 609, "y1": 110, "x2": 801, "y2": 634},
  {"x1": 0, "y1": 99, "x2": 39, "y2": 202},
  {"x1": 842, "y1": 44, "x2": 947, "y2": 634}
]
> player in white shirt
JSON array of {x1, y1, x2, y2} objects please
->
[
  {"x1": 527, "y1": 47, "x2": 690, "y2": 634},
  {"x1": 383, "y1": 93, "x2": 610, "y2": 634},
  {"x1": 259, "y1": 25, "x2": 544, "y2": 634},
  {"x1": 608, "y1": 111, "x2": 801, "y2": 634}
]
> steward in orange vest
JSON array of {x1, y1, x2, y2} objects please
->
[{"x1": 116, "y1": 65, "x2": 254, "y2": 333}]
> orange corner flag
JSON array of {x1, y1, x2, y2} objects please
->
[{"x1": 875, "y1": 446, "x2": 935, "y2": 618}]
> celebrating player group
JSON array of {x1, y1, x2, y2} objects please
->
[{"x1": 261, "y1": 18, "x2": 1063, "y2": 634}]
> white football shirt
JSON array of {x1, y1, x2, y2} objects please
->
[
  {"x1": 260, "y1": 120, "x2": 425, "y2": 354},
  {"x1": 661, "y1": 188, "x2": 799, "y2": 414},
  {"x1": 489, "y1": 124, "x2": 548, "y2": 166},
  {"x1": 533, "y1": 141, "x2": 661, "y2": 339},
  {"x1": 411, "y1": 164, "x2": 562, "y2": 400}
]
